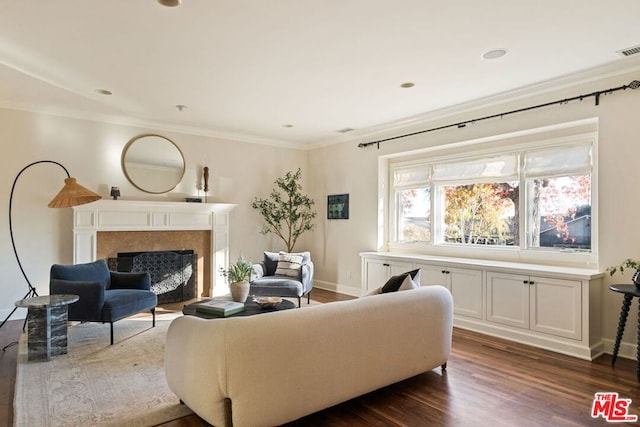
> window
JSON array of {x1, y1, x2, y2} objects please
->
[
  {"x1": 441, "y1": 181, "x2": 519, "y2": 246},
  {"x1": 393, "y1": 166, "x2": 431, "y2": 243},
  {"x1": 388, "y1": 134, "x2": 594, "y2": 258},
  {"x1": 524, "y1": 144, "x2": 593, "y2": 250}
]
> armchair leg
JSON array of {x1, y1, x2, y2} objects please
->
[
  {"x1": 307, "y1": 292, "x2": 311, "y2": 304},
  {"x1": 151, "y1": 308, "x2": 156, "y2": 327},
  {"x1": 110, "y1": 322, "x2": 114, "y2": 345},
  {"x1": 297, "y1": 297, "x2": 301, "y2": 308}
]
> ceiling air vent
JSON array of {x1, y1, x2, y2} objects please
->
[
  {"x1": 617, "y1": 44, "x2": 640, "y2": 57},
  {"x1": 337, "y1": 127, "x2": 355, "y2": 134}
]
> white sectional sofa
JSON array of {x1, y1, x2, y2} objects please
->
[{"x1": 165, "y1": 285, "x2": 454, "y2": 427}]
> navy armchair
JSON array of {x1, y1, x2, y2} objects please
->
[
  {"x1": 250, "y1": 251, "x2": 313, "y2": 307},
  {"x1": 49, "y1": 259, "x2": 157, "y2": 345}
]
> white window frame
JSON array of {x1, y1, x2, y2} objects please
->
[{"x1": 381, "y1": 119, "x2": 598, "y2": 269}]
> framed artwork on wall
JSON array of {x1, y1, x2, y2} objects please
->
[{"x1": 327, "y1": 194, "x2": 349, "y2": 219}]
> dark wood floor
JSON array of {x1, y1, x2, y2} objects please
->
[{"x1": 2, "y1": 289, "x2": 640, "y2": 427}]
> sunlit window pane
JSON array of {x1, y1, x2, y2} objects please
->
[
  {"x1": 442, "y1": 182, "x2": 519, "y2": 246},
  {"x1": 397, "y1": 188, "x2": 431, "y2": 242},
  {"x1": 529, "y1": 175, "x2": 591, "y2": 250}
]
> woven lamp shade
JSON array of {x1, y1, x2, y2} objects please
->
[{"x1": 47, "y1": 177, "x2": 101, "y2": 208}]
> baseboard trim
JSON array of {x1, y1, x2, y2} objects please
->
[
  {"x1": 601, "y1": 338, "x2": 637, "y2": 361},
  {"x1": 313, "y1": 280, "x2": 361, "y2": 297},
  {"x1": 453, "y1": 316, "x2": 604, "y2": 361}
]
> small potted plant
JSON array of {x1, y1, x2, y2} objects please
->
[
  {"x1": 220, "y1": 254, "x2": 253, "y2": 302},
  {"x1": 606, "y1": 258, "x2": 640, "y2": 286}
]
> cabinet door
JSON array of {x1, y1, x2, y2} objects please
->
[
  {"x1": 363, "y1": 259, "x2": 389, "y2": 293},
  {"x1": 486, "y1": 272, "x2": 529, "y2": 329},
  {"x1": 530, "y1": 276, "x2": 581, "y2": 340},
  {"x1": 449, "y1": 267, "x2": 483, "y2": 319},
  {"x1": 389, "y1": 262, "x2": 413, "y2": 277},
  {"x1": 415, "y1": 263, "x2": 450, "y2": 290}
]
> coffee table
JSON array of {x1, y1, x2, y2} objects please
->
[
  {"x1": 15, "y1": 294, "x2": 79, "y2": 361},
  {"x1": 183, "y1": 297, "x2": 296, "y2": 319}
]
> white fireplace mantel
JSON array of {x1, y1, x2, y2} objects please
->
[{"x1": 72, "y1": 199, "x2": 236, "y2": 295}]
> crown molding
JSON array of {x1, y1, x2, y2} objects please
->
[{"x1": 0, "y1": 101, "x2": 308, "y2": 150}]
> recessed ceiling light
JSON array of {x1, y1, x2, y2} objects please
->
[
  {"x1": 337, "y1": 127, "x2": 355, "y2": 134},
  {"x1": 482, "y1": 49, "x2": 507, "y2": 60},
  {"x1": 157, "y1": 0, "x2": 182, "y2": 7},
  {"x1": 175, "y1": 104, "x2": 187, "y2": 111},
  {"x1": 282, "y1": 124, "x2": 293, "y2": 128},
  {"x1": 400, "y1": 82, "x2": 415, "y2": 88},
  {"x1": 95, "y1": 89, "x2": 112, "y2": 95}
]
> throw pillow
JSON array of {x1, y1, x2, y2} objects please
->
[
  {"x1": 380, "y1": 269, "x2": 421, "y2": 293},
  {"x1": 380, "y1": 273, "x2": 409, "y2": 293},
  {"x1": 397, "y1": 273, "x2": 420, "y2": 291},
  {"x1": 275, "y1": 252, "x2": 304, "y2": 277},
  {"x1": 406, "y1": 268, "x2": 421, "y2": 282}
]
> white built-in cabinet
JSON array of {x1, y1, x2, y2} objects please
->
[
  {"x1": 486, "y1": 272, "x2": 581, "y2": 340},
  {"x1": 417, "y1": 263, "x2": 483, "y2": 319},
  {"x1": 360, "y1": 252, "x2": 603, "y2": 360}
]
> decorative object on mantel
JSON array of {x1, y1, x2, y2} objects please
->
[
  {"x1": 185, "y1": 197, "x2": 202, "y2": 203},
  {"x1": 203, "y1": 166, "x2": 209, "y2": 203},
  {"x1": 110, "y1": 186, "x2": 120, "y2": 200},
  {"x1": 220, "y1": 254, "x2": 253, "y2": 302},
  {"x1": 1, "y1": 160, "x2": 101, "y2": 346},
  {"x1": 327, "y1": 194, "x2": 349, "y2": 219},
  {"x1": 607, "y1": 258, "x2": 640, "y2": 286},
  {"x1": 121, "y1": 134, "x2": 185, "y2": 194},
  {"x1": 251, "y1": 168, "x2": 317, "y2": 252}
]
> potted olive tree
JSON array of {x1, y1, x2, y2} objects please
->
[
  {"x1": 251, "y1": 168, "x2": 316, "y2": 253},
  {"x1": 220, "y1": 254, "x2": 253, "y2": 302},
  {"x1": 606, "y1": 258, "x2": 640, "y2": 286}
]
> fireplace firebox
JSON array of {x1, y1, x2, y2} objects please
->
[{"x1": 109, "y1": 250, "x2": 197, "y2": 304}]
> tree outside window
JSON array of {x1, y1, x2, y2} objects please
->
[
  {"x1": 530, "y1": 175, "x2": 591, "y2": 249},
  {"x1": 442, "y1": 182, "x2": 518, "y2": 246}
]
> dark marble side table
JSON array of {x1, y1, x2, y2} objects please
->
[
  {"x1": 15, "y1": 294, "x2": 79, "y2": 361},
  {"x1": 610, "y1": 284, "x2": 640, "y2": 381}
]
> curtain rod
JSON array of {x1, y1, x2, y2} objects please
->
[{"x1": 358, "y1": 79, "x2": 640, "y2": 149}]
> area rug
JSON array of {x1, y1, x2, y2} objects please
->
[{"x1": 13, "y1": 312, "x2": 193, "y2": 427}]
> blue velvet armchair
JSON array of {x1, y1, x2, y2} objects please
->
[
  {"x1": 250, "y1": 251, "x2": 313, "y2": 307},
  {"x1": 49, "y1": 259, "x2": 157, "y2": 345}
]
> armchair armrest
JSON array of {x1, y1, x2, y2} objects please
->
[
  {"x1": 110, "y1": 271, "x2": 151, "y2": 290},
  {"x1": 50, "y1": 278, "x2": 105, "y2": 321},
  {"x1": 251, "y1": 263, "x2": 265, "y2": 281},
  {"x1": 301, "y1": 261, "x2": 314, "y2": 294}
]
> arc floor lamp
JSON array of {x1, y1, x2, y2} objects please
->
[{"x1": 0, "y1": 160, "x2": 101, "y2": 337}]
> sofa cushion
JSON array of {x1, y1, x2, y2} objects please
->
[
  {"x1": 275, "y1": 252, "x2": 304, "y2": 277},
  {"x1": 103, "y1": 289, "x2": 157, "y2": 322},
  {"x1": 249, "y1": 277, "x2": 304, "y2": 297}
]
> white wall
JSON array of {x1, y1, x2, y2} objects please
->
[
  {"x1": 0, "y1": 108, "x2": 307, "y2": 321},
  {"x1": 307, "y1": 70, "x2": 640, "y2": 352}
]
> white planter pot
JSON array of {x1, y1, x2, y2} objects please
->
[{"x1": 230, "y1": 280, "x2": 250, "y2": 302}]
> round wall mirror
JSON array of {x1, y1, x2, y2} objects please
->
[{"x1": 121, "y1": 134, "x2": 185, "y2": 194}]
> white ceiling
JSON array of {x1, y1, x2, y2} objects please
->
[{"x1": 1, "y1": 0, "x2": 639, "y2": 149}]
